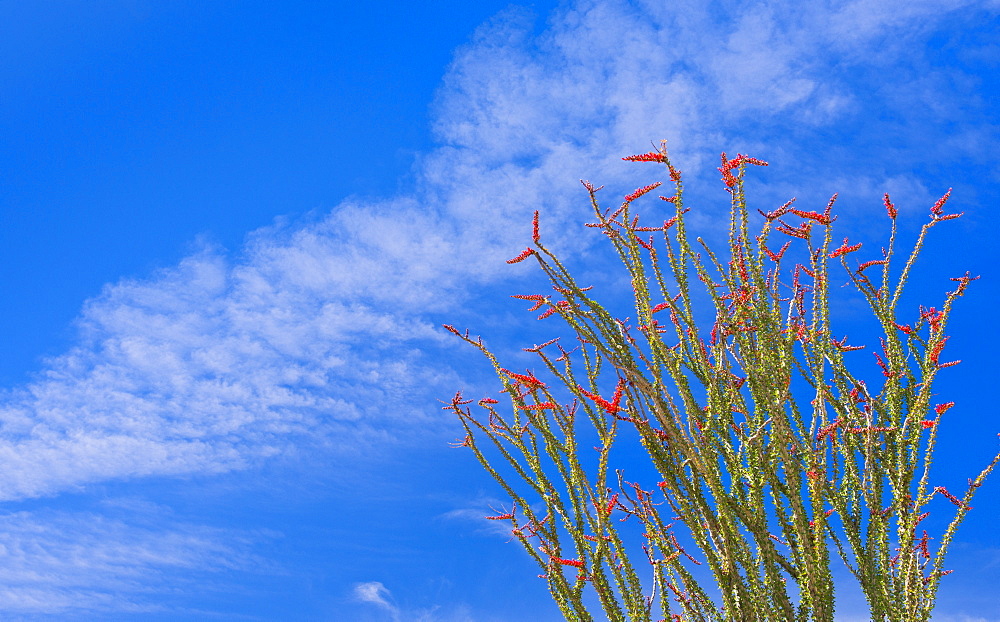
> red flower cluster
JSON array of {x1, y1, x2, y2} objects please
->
[
  {"x1": 830, "y1": 237, "x2": 862, "y2": 258},
  {"x1": 578, "y1": 379, "x2": 625, "y2": 415},
  {"x1": 624, "y1": 182, "x2": 662, "y2": 202},
  {"x1": 622, "y1": 152, "x2": 668, "y2": 163},
  {"x1": 883, "y1": 193, "x2": 898, "y2": 219},
  {"x1": 503, "y1": 369, "x2": 546, "y2": 389},
  {"x1": 507, "y1": 247, "x2": 536, "y2": 264}
]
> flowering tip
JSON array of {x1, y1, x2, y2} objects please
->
[
  {"x1": 764, "y1": 241, "x2": 792, "y2": 262},
  {"x1": 624, "y1": 182, "x2": 662, "y2": 202},
  {"x1": 503, "y1": 369, "x2": 546, "y2": 389},
  {"x1": 830, "y1": 237, "x2": 862, "y2": 258},
  {"x1": 522, "y1": 402, "x2": 557, "y2": 411},
  {"x1": 760, "y1": 198, "x2": 796, "y2": 221},
  {"x1": 622, "y1": 152, "x2": 668, "y2": 163},
  {"x1": 934, "y1": 402, "x2": 955, "y2": 415},
  {"x1": 935, "y1": 211, "x2": 963, "y2": 221},
  {"x1": 883, "y1": 193, "x2": 897, "y2": 219},
  {"x1": 552, "y1": 557, "x2": 585, "y2": 568},
  {"x1": 506, "y1": 247, "x2": 536, "y2": 264},
  {"x1": 723, "y1": 153, "x2": 769, "y2": 170},
  {"x1": 931, "y1": 188, "x2": 952, "y2": 216},
  {"x1": 667, "y1": 163, "x2": 682, "y2": 182},
  {"x1": 857, "y1": 259, "x2": 886, "y2": 274}
]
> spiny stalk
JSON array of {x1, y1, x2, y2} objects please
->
[{"x1": 443, "y1": 141, "x2": 999, "y2": 621}]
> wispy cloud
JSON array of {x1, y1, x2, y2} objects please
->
[
  {"x1": 0, "y1": 505, "x2": 270, "y2": 616},
  {"x1": 353, "y1": 581, "x2": 400, "y2": 621},
  {"x1": 353, "y1": 581, "x2": 479, "y2": 622}
]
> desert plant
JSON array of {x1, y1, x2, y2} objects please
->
[{"x1": 443, "y1": 141, "x2": 1000, "y2": 621}]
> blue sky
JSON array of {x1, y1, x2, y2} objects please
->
[{"x1": 0, "y1": 0, "x2": 998, "y2": 620}]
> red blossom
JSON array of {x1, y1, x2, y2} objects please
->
[
  {"x1": 523, "y1": 337, "x2": 560, "y2": 352},
  {"x1": 929, "y1": 336, "x2": 950, "y2": 365},
  {"x1": 578, "y1": 380, "x2": 626, "y2": 415},
  {"x1": 735, "y1": 154, "x2": 768, "y2": 167},
  {"x1": 849, "y1": 386, "x2": 865, "y2": 403},
  {"x1": 552, "y1": 557, "x2": 585, "y2": 568},
  {"x1": 532, "y1": 210, "x2": 540, "y2": 243},
  {"x1": 857, "y1": 259, "x2": 887, "y2": 273},
  {"x1": 622, "y1": 152, "x2": 668, "y2": 163},
  {"x1": 873, "y1": 352, "x2": 892, "y2": 377},
  {"x1": 538, "y1": 300, "x2": 570, "y2": 320},
  {"x1": 448, "y1": 391, "x2": 473, "y2": 408},
  {"x1": 791, "y1": 209, "x2": 834, "y2": 226},
  {"x1": 764, "y1": 241, "x2": 792, "y2": 262},
  {"x1": 934, "y1": 486, "x2": 969, "y2": 509},
  {"x1": 833, "y1": 335, "x2": 865, "y2": 352},
  {"x1": 759, "y1": 198, "x2": 796, "y2": 221},
  {"x1": 816, "y1": 419, "x2": 843, "y2": 442},
  {"x1": 663, "y1": 209, "x2": 690, "y2": 230},
  {"x1": 918, "y1": 530, "x2": 931, "y2": 560},
  {"x1": 507, "y1": 247, "x2": 536, "y2": 264},
  {"x1": 660, "y1": 195, "x2": 677, "y2": 203},
  {"x1": 776, "y1": 219, "x2": 813, "y2": 239},
  {"x1": 930, "y1": 188, "x2": 952, "y2": 216},
  {"x1": 950, "y1": 273, "x2": 980, "y2": 286},
  {"x1": 848, "y1": 426, "x2": 896, "y2": 434},
  {"x1": 667, "y1": 163, "x2": 682, "y2": 182},
  {"x1": 883, "y1": 193, "x2": 897, "y2": 219},
  {"x1": 601, "y1": 493, "x2": 619, "y2": 516},
  {"x1": 522, "y1": 402, "x2": 557, "y2": 411},
  {"x1": 721, "y1": 152, "x2": 769, "y2": 170},
  {"x1": 830, "y1": 237, "x2": 862, "y2": 258},
  {"x1": 921, "y1": 306, "x2": 944, "y2": 332},
  {"x1": 718, "y1": 153, "x2": 739, "y2": 187},
  {"x1": 625, "y1": 182, "x2": 662, "y2": 202},
  {"x1": 503, "y1": 369, "x2": 546, "y2": 389},
  {"x1": 921, "y1": 420, "x2": 937, "y2": 429},
  {"x1": 511, "y1": 294, "x2": 546, "y2": 312},
  {"x1": 935, "y1": 402, "x2": 955, "y2": 415}
]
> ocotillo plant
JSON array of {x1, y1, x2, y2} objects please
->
[{"x1": 443, "y1": 142, "x2": 1000, "y2": 622}]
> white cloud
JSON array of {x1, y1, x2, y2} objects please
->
[
  {"x1": 353, "y1": 581, "x2": 400, "y2": 621},
  {"x1": 0, "y1": 0, "x2": 995, "y2": 503},
  {"x1": 352, "y1": 581, "x2": 480, "y2": 622},
  {"x1": 0, "y1": 507, "x2": 270, "y2": 615}
]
